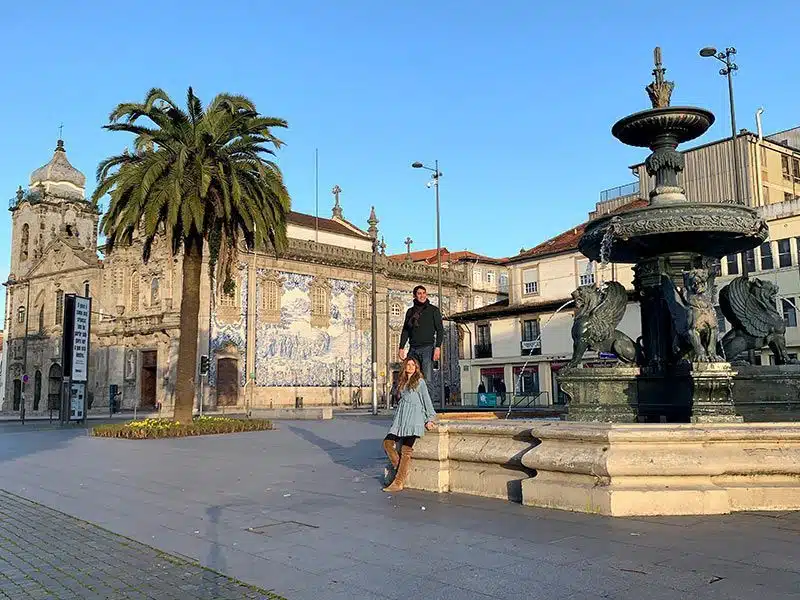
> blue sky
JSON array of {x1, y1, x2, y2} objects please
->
[{"x1": 1, "y1": 1, "x2": 798, "y2": 310}]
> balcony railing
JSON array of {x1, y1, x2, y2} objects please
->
[
  {"x1": 599, "y1": 181, "x2": 640, "y2": 202},
  {"x1": 520, "y1": 339, "x2": 541, "y2": 356},
  {"x1": 474, "y1": 343, "x2": 492, "y2": 358}
]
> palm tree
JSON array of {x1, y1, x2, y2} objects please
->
[{"x1": 92, "y1": 87, "x2": 291, "y2": 423}]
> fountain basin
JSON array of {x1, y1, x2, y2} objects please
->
[
  {"x1": 612, "y1": 106, "x2": 714, "y2": 147},
  {"x1": 580, "y1": 202, "x2": 768, "y2": 263}
]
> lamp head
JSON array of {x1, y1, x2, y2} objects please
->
[
  {"x1": 699, "y1": 47, "x2": 717, "y2": 58},
  {"x1": 411, "y1": 162, "x2": 424, "y2": 169}
]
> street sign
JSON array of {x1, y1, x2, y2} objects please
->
[
  {"x1": 61, "y1": 294, "x2": 92, "y2": 424},
  {"x1": 599, "y1": 352, "x2": 618, "y2": 360},
  {"x1": 71, "y1": 297, "x2": 90, "y2": 381},
  {"x1": 477, "y1": 393, "x2": 497, "y2": 408}
]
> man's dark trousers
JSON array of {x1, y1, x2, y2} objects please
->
[{"x1": 408, "y1": 345, "x2": 435, "y2": 389}]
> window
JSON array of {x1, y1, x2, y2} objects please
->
[
  {"x1": 20, "y1": 223, "x2": 29, "y2": 261},
  {"x1": 357, "y1": 293, "x2": 370, "y2": 320},
  {"x1": 782, "y1": 298, "x2": 797, "y2": 328},
  {"x1": 762, "y1": 185, "x2": 770, "y2": 204},
  {"x1": 522, "y1": 268, "x2": 539, "y2": 295},
  {"x1": 778, "y1": 239, "x2": 792, "y2": 268},
  {"x1": 786, "y1": 192, "x2": 794, "y2": 203},
  {"x1": 150, "y1": 277, "x2": 160, "y2": 306},
  {"x1": 577, "y1": 259, "x2": 595, "y2": 286},
  {"x1": 745, "y1": 249, "x2": 756, "y2": 273},
  {"x1": 261, "y1": 280, "x2": 279, "y2": 313},
  {"x1": 486, "y1": 271, "x2": 495, "y2": 284},
  {"x1": 726, "y1": 254, "x2": 739, "y2": 276},
  {"x1": 498, "y1": 273, "x2": 509, "y2": 293},
  {"x1": 474, "y1": 296, "x2": 484, "y2": 308},
  {"x1": 390, "y1": 331, "x2": 401, "y2": 353},
  {"x1": 220, "y1": 281, "x2": 237, "y2": 307},
  {"x1": 715, "y1": 306, "x2": 726, "y2": 334},
  {"x1": 522, "y1": 319, "x2": 540, "y2": 341},
  {"x1": 794, "y1": 157, "x2": 800, "y2": 179},
  {"x1": 311, "y1": 286, "x2": 329, "y2": 318},
  {"x1": 710, "y1": 259, "x2": 722, "y2": 277},
  {"x1": 513, "y1": 365, "x2": 540, "y2": 396},
  {"x1": 17, "y1": 307, "x2": 25, "y2": 324},
  {"x1": 760, "y1": 242, "x2": 774, "y2": 271},
  {"x1": 130, "y1": 272, "x2": 139, "y2": 312},
  {"x1": 521, "y1": 319, "x2": 541, "y2": 356},
  {"x1": 55, "y1": 289, "x2": 64, "y2": 325},
  {"x1": 783, "y1": 155, "x2": 791, "y2": 179},
  {"x1": 473, "y1": 269, "x2": 482, "y2": 284},
  {"x1": 476, "y1": 323, "x2": 491, "y2": 346},
  {"x1": 390, "y1": 303, "x2": 402, "y2": 317}
]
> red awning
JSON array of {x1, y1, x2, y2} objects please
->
[{"x1": 480, "y1": 367, "x2": 505, "y2": 376}]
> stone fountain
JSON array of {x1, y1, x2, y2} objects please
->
[
  {"x1": 558, "y1": 47, "x2": 779, "y2": 424},
  {"x1": 404, "y1": 49, "x2": 800, "y2": 516}
]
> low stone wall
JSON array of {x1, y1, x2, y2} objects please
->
[
  {"x1": 406, "y1": 421, "x2": 537, "y2": 502},
  {"x1": 521, "y1": 421, "x2": 800, "y2": 516},
  {"x1": 732, "y1": 365, "x2": 800, "y2": 421},
  {"x1": 404, "y1": 419, "x2": 800, "y2": 517}
]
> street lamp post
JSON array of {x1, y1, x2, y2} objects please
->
[
  {"x1": 411, "y1": 160, "x2": 445, "y2": 407},
  {"x1": 700, "y1": 46, "x2": 748, "y2": 276},
  {"x1": 20, "y1": 279, "x2": 30, "y2": 425},
  {"x1": 368, "y1": 207, "x2": 379, "y2": 416}
]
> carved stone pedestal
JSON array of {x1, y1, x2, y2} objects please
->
[
  {"x1": 558, "y1": 366, "x2": 640, "y2": 423},
  {"x1": 683, "y1": 362, "x2": 743, "y2": 423}
]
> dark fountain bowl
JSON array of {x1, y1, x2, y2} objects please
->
[
  {"x1": 612, "y1": 106, "x2": 715, "y2": 147},
  {"x1": 580, "y1": 202, "x2": 769, "y2": 264}
]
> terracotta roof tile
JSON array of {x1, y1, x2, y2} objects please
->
[
  {"x1": 511, "y1": 199, "x2": 648, "y2": 261},
  {"x1": 287, "y1": 212, "x2": 369, "y2": 239}
]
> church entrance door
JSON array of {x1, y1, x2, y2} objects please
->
[
  {"x1": 216, "y1": 358, "x2": 238, "y2": 406},
  {"x1": 140, "y1": 351, "x2": 157, "y2": 409}
]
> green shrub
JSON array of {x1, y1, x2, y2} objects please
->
[{"x1": 92, "y1": 416, "x2": 273, "y2": 439}]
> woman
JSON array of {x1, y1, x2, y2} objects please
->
[{"x1": 382, "y1": 357, "x2": 437, "y2": 493}]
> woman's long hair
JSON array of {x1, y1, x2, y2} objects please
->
[{"x1": 398, "y1": 357, "x2": 423, "y2": 392}]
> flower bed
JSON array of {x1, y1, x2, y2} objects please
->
[{"x1": 92, "y1": 416, "x2": 273, "y2": 439}]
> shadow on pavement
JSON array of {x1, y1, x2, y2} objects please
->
[{"x1": 287, "y1": 424, "x2": 386, "y2": 475}]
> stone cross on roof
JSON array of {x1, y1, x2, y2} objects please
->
[
  {"x1": 404, "y1": 237, "x2": 413, "y2": 261},
  {"x1": 331, "y1": 184, "x2": 343, "y2": 219}
]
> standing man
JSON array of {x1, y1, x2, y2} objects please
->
[{"x1": 398, "y1": 285, "x2": 445, "y2": 386}]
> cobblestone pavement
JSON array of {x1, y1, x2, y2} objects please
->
[{"x1": 0, "y1": 490, "x2": 285, "y2": 600}]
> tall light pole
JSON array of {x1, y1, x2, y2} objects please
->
[
  {"x1": 411, "y1": 160, "x2": 445, "y2": 407},
  {"x1": 700, "y1": 46, "x2": 747, "y2": 277},
  {"x1": 368, "y1": 207, "x2": 379, "y2": 416}
]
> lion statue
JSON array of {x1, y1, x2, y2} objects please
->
[
  {"x1": 662, "y1": 269, "x2": 721, "y2": 363},
  {"x1": 718, "y1": 276, "x2": 798, "y2": 365},
  {"x1": 568, "y1": 281, "x2": 638, "y2": 368}
]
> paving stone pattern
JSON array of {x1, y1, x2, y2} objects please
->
[
  {"x1": 0, "y1": 490, "x2": 284, "y2": 600},
  {"x1": 0, "y1": 417, "x2": 799, "y2": 599}
]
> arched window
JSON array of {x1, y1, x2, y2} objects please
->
[
  {"x1": 130, "y1": 272, "x2": 139, "y2": 312},
  {"x1": 17, "y1": 306, "x2": 25, "y2": 324},
  {"x1": 150, "y1": 277, "x2": 160, "y2": 306},
  {"x1": 83, "y1": 280, "x2": 90, "y2": 298},
  {"x1": 55, "y1": 289, "x2": 64, "y2": 325},
  {"x1": 20, "y1": 224, "x2": 29, "y2": 261},
  {"x1": 38, "y1": 306, "x2": 44, "y2": 333}
]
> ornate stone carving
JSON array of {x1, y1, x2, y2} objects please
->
[
  {"x1": 645, "y1": 146, "x2": 684, "y2": 177},
  {"x1": 718, "y1": 276, "x2": 798, "y2": 365},
  {"x1": 567, "y1": 281, "x2": 638, "y2": 368},
  {"x1": 662, "y1": 269, "x2": 721, "y2": 363}
]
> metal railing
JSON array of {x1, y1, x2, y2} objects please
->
[
  {"x1": 520, "y1": 339, "x2": 541, "y2": 356},
  {"x1": 599, "y1": 182, "x2": 640, "y2": 202},
  {"x1": 461, "y1": 391, "x2": 551, "y2": 409},
  {"x1": 474, "y1": 343, "x2": 492, "y2": 358}
]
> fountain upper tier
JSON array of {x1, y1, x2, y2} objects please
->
[
  {"x1": 579, "y1": 48, "x2": 768, "y2": 264},
  {"x1": 580, "y1": 202, "x2": 768, "y2": 264}
]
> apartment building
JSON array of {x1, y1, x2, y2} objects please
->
[{"x1": 450, "y1": 201, "x2": 644, "y2": 406}]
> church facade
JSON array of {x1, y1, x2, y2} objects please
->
[{"x1": 1, "y1": 141, "x2": 470, "y2": 415}]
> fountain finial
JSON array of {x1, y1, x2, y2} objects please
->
[{"x1": 646, "y1": 46, "x2": 674, "y2": 108}]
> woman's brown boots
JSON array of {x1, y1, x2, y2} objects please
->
[{"x1": 383, "y1": 446, "x2": 413, "y2": 492}]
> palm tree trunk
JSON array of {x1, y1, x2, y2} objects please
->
[{"x1": 173, "y1": 234, "x2": 203, "y2": 422}]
